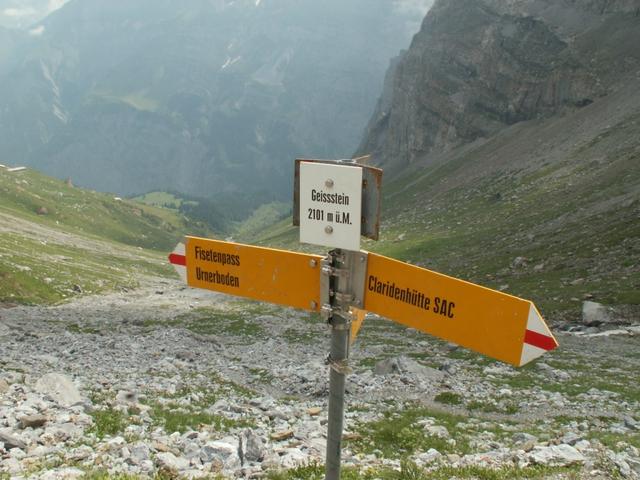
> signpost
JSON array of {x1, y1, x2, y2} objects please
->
[{"x1": 168, "y1": 156, "x2": 558, "y2": 480}]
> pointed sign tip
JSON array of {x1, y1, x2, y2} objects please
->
[
  {"x1": 169, "y1": 242, "x2": 187, "y2": 283},
  {"x1": 519, "y1": 303, "x2": 558, "y2": 366}
]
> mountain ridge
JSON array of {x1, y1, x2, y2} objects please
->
[{"x1": 357, "y1": 0, "x2": 640, "y2": 174}]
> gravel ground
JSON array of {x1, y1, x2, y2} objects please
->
[{"x1": 1, "y1": 277, "x2": 639, "y2": 479}]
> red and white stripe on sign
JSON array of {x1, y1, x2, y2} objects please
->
[
  {"x1": 519, "y1": 303, "x2": 558, "y2": 366},
  {"x1": 168, "y1": 242, "x2": 187, "y2": 283}
]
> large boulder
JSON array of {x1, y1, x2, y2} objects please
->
[
  {"x1": 374, "y1": 356, "x2": 444, "y2": 383},
  {"x1": 582, "y1": 301, "x2": 615, "y2": 326},
  {"x1": 35, "y1": 373, "x2": 83, "y2": 408}
]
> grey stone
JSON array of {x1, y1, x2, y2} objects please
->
[
  {"x1": 156, "y1": 452, "x2": 190, "y2": 472},
  {"x1": 0, "y1": 378, "x2": 9, "y2": 394},
  {"x1": 115, "y1": 390, "x2": 138, "y2": 404},
  {"x1": 608, "y1": 452, "x2": 634, "y2": 478},
  {"x1": 39, "y1": 467, "x2": 85, "y2": 480},
  {"x1": 2, "y1": 457, "x2": 22, "y2": 474},
  {"x1": 561, "y1": 432, "x2": 583, "y2": 446},
  {"x1": 439, "y1": 362, "x2": 458, "y2": 375},
  {"x1": 529, "y1": 444, "x2": 585, "y2": 466},
  {"x1": 129, "y1": 443, "x2": 151, "y2": 465},
  {"x1": 18, "y1": 414, "x2": 48, "y2": 429},
  {"x1": 239, "y1": 429, "x2": 266, "y2": 464},
  {"x1": 201, "y1": 440, "x2": 241, "y2": 469},
  {"x1": 201, "y1": 441, "x2": 238, "y2": 463},
  {"x1": 511, "y1": 257, "x2": 528, "y2": 269},
  {"x1": 35, "y1": 373, "x2": 83, "y2": 407},
  {"x1": 279, "y1": 448, "x2": 308, "y2": 468},
  {"x1": 424, "y1": 425, "x2": 449, "y2": 439},
  {"x1": 183, "y1": 441, "x2": 201, "y2": 460},
  {"x1": 415, "y1": 448, "x2": 441, "y2": 466},
  {"x1": 374, "y1": 356, "x2": 444, "y2": 382},
  {"x1": 624, "y1": 417, "x2": 639, "y2": 431},
  {"x1": 0, "y1": 432, "x2": 26, "y2": 450},
  {"x1": 582, "y1": 301, "x2": 614, "y2": 326},
  {"x1": 513, "y1": 432, "x2": 537, "y2": 444}
]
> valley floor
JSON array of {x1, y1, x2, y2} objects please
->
[{"x1": 0, "y1": 278, "x2": 639, "y2": 479}]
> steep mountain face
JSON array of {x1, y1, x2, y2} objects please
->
[
  {"x1": 0, "y1": 0, "x2": 429, "y2": 212},
  {"x1": 349, "y1": 0, "x2": 640, "y2": 320},
  {"x1": 358, "y1": 0, "x2": 640, "y2": 173}
]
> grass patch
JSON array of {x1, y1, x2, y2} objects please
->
[
  {"x1": 66, "y1": 323, "x2": 101, "y2": 335},
  {"x1": 266, "y1": 461, "x2": 579, "y2": 479},
  {"x1": 144, "y1": 377, "x2": 255, "y2": 434},
  {"x1": 589, "y1": 431, "x2": 640, "y2": 450},
  {"x1": 466, "y1": 400, "x2": 519, "y2": 415},
  {"x1": 88, "y1": 407, "x2": 128, "y2": 439},
  {"x1": 148, "y1": 400, "x2": 253, "y2": 434},
  {"x1": 172, "y1": 304, "x2": 269, "y2": 339},
  {"x1": 80, "y1": 470, "x2": 185, "y2": 480},
  {"x1": 282, "y1": 327, "x2": 318, "y2": 345},
  {"x1": 347, "y1": 407, "x2": 469, "y2": 458},
  {"x1": 248, "y1": 367, "x2": 275, "y2": 384},
  {"x1": 434, "y1": 391, "x2": 462, "y2": 406},
  {"x1": 0, "y1": 167, "x2": 217, "y2": 305}
]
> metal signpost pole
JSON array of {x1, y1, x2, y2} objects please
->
[
  {"x1": 325, "y1": 305, "x2": 350, "y2": 480},
  {"x1": 323, "y1": 249, "x2": 368, "y2": 480}
]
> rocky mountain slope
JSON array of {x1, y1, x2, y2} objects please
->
[
  {"x1": 0, "y1": 278, "x2": 638, "y2": 479},
  {"x1": 0, "y1": 0, "x2": 429, "y2": 214},
  {"x1": 344, "y1": 0, "x2": 640, "y2": 322},
  {"x1": 359, "y1": 0, "x2": 640, "y2": 172}
]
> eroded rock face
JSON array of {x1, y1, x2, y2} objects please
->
[{"x1": 358, "y1": 0, "x2": 639, "y2": 172}]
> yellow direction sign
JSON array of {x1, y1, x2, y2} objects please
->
[
  {"x1": 363, "y1": 252, "x2": 558, "y2": 366},
  {"x1": 169, "y1": 236, "x2": 322, "y2": 312}
]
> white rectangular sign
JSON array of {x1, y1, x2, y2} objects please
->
[{"x1": 299, "y1": 161, "x2": 363, "y2": 251}]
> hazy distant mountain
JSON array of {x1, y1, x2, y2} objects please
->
[
  {"x1": 0, "y1": 0, "x2": 431, "y2": 214},
  {"x1": 0, "y1": 0, "x2": 68, "y2": 29}
]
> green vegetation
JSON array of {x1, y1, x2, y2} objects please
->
[
  {"x1": 144, "y1": 302, "x2": 274, "y2": 342},
  {"x1": 0, "y1": 232, "x2": 168, "y2": 304},
  {"x1": 80, "y1": 471, "x2": 186, "y2": 480},
  {"x1": 266, "y1": 462, "x2": 579, "y2": 480},
  {"x1": 347, "y1": 407, "x2": 469, "y2": 458},
  {"x1": 148, "y1": 403, "x2": 248, "y2": 434},
  {"x1": 88, "y1": 407, "x2": 129, "y2": 439},
  {"x1": 0, "y1": 168, "x2": 207, "y2": 250},
  {"x1": 434, "y1": 392, "x2": 462, "y2": 406},
  {"x1": 66, "y1": 323, "x2": 101, "y2": 335},
  {"x1": 89, "y1": 90, "x2": 160, "y2": 113},
  {"x1": 144, "y1": 383, "x2": 254, "y2": 434},
  {"x1": 466, "y1": 400, "x2": 519, "y2": 415},
  {"x1": 234, "y1": 202, "x2": 291, "y2": 242},
  {"x1": 248, "y1": 367, "x2": 276, "y2": 384},
  {"x1": 0, "y1": 167, "x2": 216, "y2": 305},
  {"x1": 589, "y1": 431, "x2": 640, "y2": 450}
]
